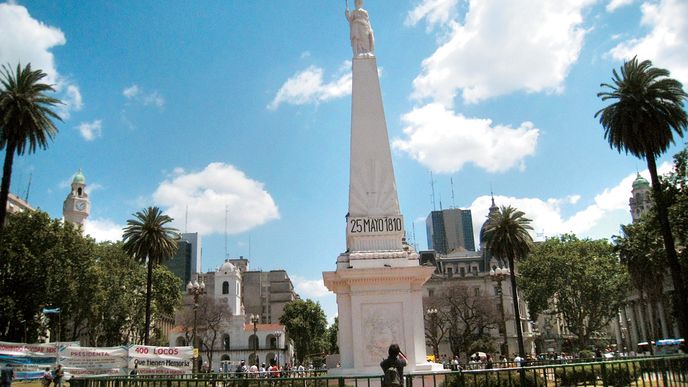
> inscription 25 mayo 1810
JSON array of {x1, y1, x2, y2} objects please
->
[{"x1": 348, "y1": 216, "x2": 403, "y2": 235}]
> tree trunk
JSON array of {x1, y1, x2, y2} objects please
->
[
  {"x1": 645, "y1": 152, "x2": 688, "y2": 340},
  {"x1": 144, "y1": 256, "x2": 153, "y2": 345},
  {"x1": 0, "y1": 139, "x2": 17, "y2": 233},
  {"x1": 508, "y1": 256, "x2": 526, "y2": 358}
]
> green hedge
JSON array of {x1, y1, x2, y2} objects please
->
[
  {"x1": 443, "y1": 370, "x2": 545, "y2": 387},
  {"x1": 554, "y1": 362, "x2": 638, "y2": 386}
]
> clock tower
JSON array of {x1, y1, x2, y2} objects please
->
[{"x1": 63, "y1": 169, "x2": 90, "y2": 226}]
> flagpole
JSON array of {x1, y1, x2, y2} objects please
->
[{"x1": 57, "y1": 311, "x2": 61, "y2": 366}]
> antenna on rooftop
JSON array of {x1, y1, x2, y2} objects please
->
[
  {"x1": 412, "y1": 221, "x2": 417, "y2": 251},
  {"x1": 430, "y1": 172, "x2": 436, "y2": 211},
  {"x1": 450, "y1": 177, "x2": 456, "y2": 209},
  {"x1": 224, "y1": 205, "x2": 229, "y2": 259},
  {"x1": 438, "y1": 193, "x2": 443, "y2": 211},
  {"x1": 249, "y1": 234, "x2": 252, "y2": 260},
  {"x1": 184, "y1": 204, "x2": 188, "y2": 233},
  {"x1": 23, "y1": 173, "x2": 32, "y2": 202}
]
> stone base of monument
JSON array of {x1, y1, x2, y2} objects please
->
[{"x1": 323, "y1": 263, "x2": 445, "y2": 375}]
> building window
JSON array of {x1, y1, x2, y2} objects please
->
[
  {"x1": 249, "y1": 335, "x2": 259, "y2": 350},
  {"x1": 428, "y1": 288, "x2": 435, "y2": 298},
  {"x1": 222, "y1": 281, "x2": 229, "y2": 294},
  {"x1": 223, "y1": 334, "x2": 230, "y2": 351},
  {"x1": 460, "y1": 267, "x2": 465, "y2": 277},
  {"x1": 474, "y1": 287, "x2": 480, "y2": 296},
  {"x1": 447, "y1": 267, "x2": 453, "y2": 278}
]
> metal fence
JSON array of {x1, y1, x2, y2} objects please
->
[{"x1": 71, "y1": 354, "x2": 688, "y2": 387}]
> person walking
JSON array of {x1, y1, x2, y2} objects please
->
[{"x1": 380, "y1": 344, "x2": 407, "y2": 387}]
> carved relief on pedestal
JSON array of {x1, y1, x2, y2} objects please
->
[
  {"x1": 362, "y1": 302, "x2": 403, "y2": 366},
  {"x1": 349, "y1": 161, "x2": 400, "y2": 217}
]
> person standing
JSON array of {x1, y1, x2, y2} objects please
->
[
  {"x1": 52, "y1": 365, "x2": 63, "y2": 387},
  {"x1": 380, "y1": 344, "x2": 407, "y2": 387},
  {"x1": 0, "y1": 366, "x2": 13, "y2": 387},
  {"x1": 42, "y1": 368, "x2": 53, "y2": 387}
]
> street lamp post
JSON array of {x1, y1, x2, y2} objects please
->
[
  {"x1": 187, "y1": 280, "x2": 206, "y2": 374},
  {"x1": 250, "y1": 314, "x2": 260, "y2": 366},
  {"x1": 274, "y1": 331, "x2": 282, "y2": 367},
  {"x1": 426, "y1": 308, "x2": 439, "y2": 361},
  {"x1": 490, "y1": 266, "x2": 510, "y2": 358}
]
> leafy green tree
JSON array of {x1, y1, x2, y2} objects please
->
[
  {"x1": 327, "y1": 317, "x2": 339, "y2": 354},
  {"x1": 519, "y1": 235, "x2": 629, "y2": 349},
  {"x1": 123, "y1": 206, "x2": 180, "y2": 345},
  {"x1": 663, "y1": 146, "x2": 688, "y2": 266},
  {"x1": 0, "y1": 211, "x2": 180, "y2": 345},
  {"x1": 0, "y1": 210, "x2": 98, "y2": 343},
  {"x1": 279, "y1": 299, "x2": 328, "y2": 364},
  {"x1": 596, "y1": 57, "x2": 688, "y2": 338},
  {"x1": 614, "y1": 221, "x2": 666, "y2": 347},
  {"x1": 0, "y1": 64, "x2": 62, "y2": 232},
  {"x1": 481, "y1": 205, "x2": 534, "y2": 358},
  {"x1": 88, "y1": 241, "x2": 148, "y2": 346}
]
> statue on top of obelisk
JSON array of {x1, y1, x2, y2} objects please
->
[{"x1": 345, "y1": 0, "x2": 375, "y2": 57}]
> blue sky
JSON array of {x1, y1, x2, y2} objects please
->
[{"x1": 2, "y1": 0, "x2": 687, "y2": 323}]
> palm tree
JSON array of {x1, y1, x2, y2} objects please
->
[
  {"x1": 481, "y1": 205, "x2": 534, "y2": 359},
  {"x1": 0, "y1": 63, "x2": 61, "y2": 231},
  {"x1": 122, "y1": 206, "x2": 179, "y2": 344},
  {"x1": 596, "y1": 56, "x2": 688, "y2": 339}
]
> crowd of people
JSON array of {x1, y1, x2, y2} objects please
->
[{"x1": 212, "y1": 359, "x2": 319, "y2": 378}]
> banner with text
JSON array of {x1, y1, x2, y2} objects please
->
[
  {"x1": 128, "y1": 345, "x2": 193, "y2": 375},
  {"x1": 59, "y1": 345, "x2": 128, "y2": 378}
]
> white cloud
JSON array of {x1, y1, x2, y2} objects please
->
[
  {"x1": 609, "y1": 0, "x2": 688, "y2": 84},
  {"x1": 152, "y1": 162, "x2": 280, "y2": 235},
  {"x1": 83, "y1": 218, "x2": 123, "y2": 243},
  {"x1": 607, "y1": 0, "x2": 635, "y2": 12},
  {"x1": 123, "y1": 85, "x2": 140, "y2": 99},
  {"x1": 410, "y1": 0, "x2": 595, "y2": 105},
  {"x1": 392, "y1": 103, "x2": 539, "y2": 173},
  {"x1": 406, "y1": 0, "x2": 459, "y2": 28},
  {"x1": 76, "y1": 120, "x2": 102, "y2": 141},
  {"x1": 123, "y1": 84, "x2": 165, "y2": 108},
  {"x1": 64, "y1": 84, "x2": 83, "y2": 113},
  {"x1": 268, "y1": 63, "x2": 352, "y2": 110},
  {"x1": 0, "y1": 3, "x2": 82, "y2": 118},
  {"x1": 292, "y1": 276, "x2": 332, "y2": 298},
  {"x1": 467, "y1": 163, "x2": 673, "y2": 245}
]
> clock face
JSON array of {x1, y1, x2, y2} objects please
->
[{"x1": 75, "y1": 200, "x2": 87, "y2": 211}]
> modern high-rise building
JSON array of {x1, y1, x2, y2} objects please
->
[
  {"x1": 164, "y1": 232, "x2": 202, "y2": 289},
  {"x1": 426, "y1": 208, "x2": 476, "y2": 253}
]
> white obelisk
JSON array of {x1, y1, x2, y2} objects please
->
[{"x1": 323, "y1": 1, "x2": 440, "y2": 375}]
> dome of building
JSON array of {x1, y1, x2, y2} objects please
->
[
  {"x1": 632, "y1": 173, "x2": 650, "y2": 190},
  {"x1": 219, "y1": 260, "x2": 236, "y2": 272},
  {"x1": 72, "y1": 169, "x2": 86, "y2": 184}
]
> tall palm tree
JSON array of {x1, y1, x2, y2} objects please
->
[
  {"x1": 0, "y1": 63, "x2": 61, "y2": 231},
  {"x1": 122, "y1": 206, "x2": 179, "y2": 344},
  {"x1": 481, "y1": 205, "x2": 534, "y2": 359},
  {"x1": 596, "y1": 56, "x2": 688, "y2": 339}
]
